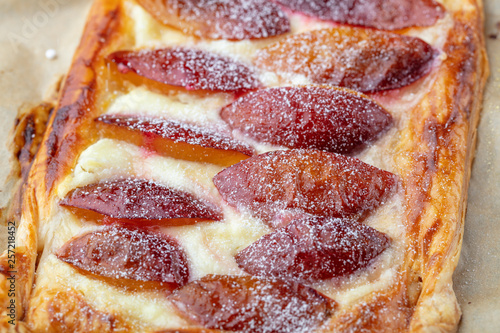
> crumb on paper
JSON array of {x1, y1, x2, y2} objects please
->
[{"x1": 45, "y1": 49, "x2": 57, "y2": 60}]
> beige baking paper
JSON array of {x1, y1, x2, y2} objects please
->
[{"x1": 0, "y1": 0, "x2": 498, "y2": 331}]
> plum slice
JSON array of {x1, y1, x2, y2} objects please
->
[
  {"x1": 169, "y1": 275, "x2": 335, "y2": 333},
  {"x1": 56, "y1": 225, "x2": 190, "y2": 288},
  {"x1": 274, "y1": 0, "x2": 444, "y2": 30},
  {"x1": 108, "y1": 48, "x2": 261, "y2": 93},
  {"x1": 61, "y1": 178, "x2": 222, "y2": 225},
  {"x1": 236, "y1": 215, "x2": 390, "y2": 282},
  {"x1": 255, "y1": 27, "x2": 437, "y2": 93},
  {"x1": 220, "y1": 86, "x2": 392, "y2": 153},
  {"x1": 96, "y1": 115, "x2": 254, "y2": 166},
  {"x1": 136, "y1": 0, "x2": 290, "y2": 40},
  {"x1": 213, "y1": 149, "x2": 398, "y2": 227}
]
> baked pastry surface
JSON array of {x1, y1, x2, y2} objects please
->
[{"x1": 0, "y1": 0, "x2": 488, "y2": 332}]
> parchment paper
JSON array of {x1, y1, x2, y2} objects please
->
[{"x1": 0, "y1": 0, "x2": 498, "y2": 331}]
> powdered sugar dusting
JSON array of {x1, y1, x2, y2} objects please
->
[
  {"x1": 255, "y1": 27, "x2": 437, "y2": 93},
  {"x1": 169, "y1": 275, "x2": 334, "y2": 333},
  {"x1": 213, "y1": 149, "x2": 399, "y2": 227},
  {"x1": 137, "y1": 0, "x2": 290, "y2": 40},
  {"x1": 108, "y1": 47, "x2": 261, "y2": 92},
  {"x1": 57, "y1": 224, "x2": 190, "y2": 286},
  {"x1": 97, "y1": 114, "x2": 254, "y2": 156},
  {"x1": 221, "y1": 86, "x2": 393, "y2": 153},
  {"x1": 61, "y1": 178, "x2": 222, "y2": 221},
  {"x1": 275, "y1": 0, "x2": 445, "y2": 30},
  {"x1": 36, "y1": 255, "x2": 189, "y2": 328},
  {"x1": 235, "y1": 215, "x2": 391, "y2": 282}
]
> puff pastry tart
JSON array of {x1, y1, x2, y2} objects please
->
[{"x1": 0, "y1": 0, "x2": 488, "y2": 332}]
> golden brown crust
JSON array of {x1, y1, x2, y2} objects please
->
[
  {"x1": 404, "y1": 2, "x2": 488, "y2": 330},
  {"x1": 4, "y1": 0, "x2": 488, "y2": 332},
  {"x1": 40, "y1": 0, "x2": 123, "y2": 197}
]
